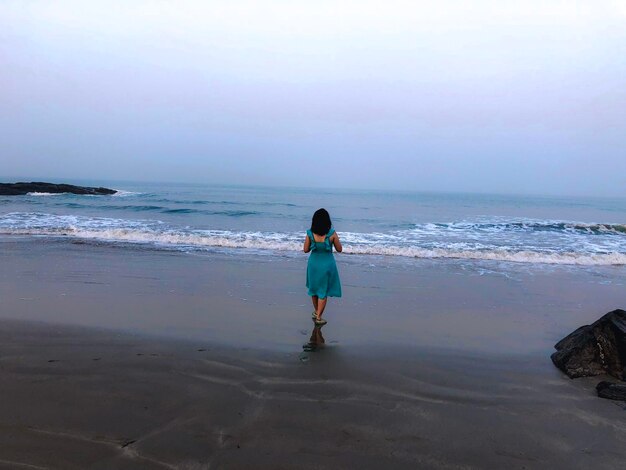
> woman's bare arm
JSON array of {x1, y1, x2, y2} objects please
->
[
  {"x1": 332, "y1": 233, "x2": 342, "y2": 252},
  {"x1": 303, "y1": 234, "x2": 311, "y2": 253}
]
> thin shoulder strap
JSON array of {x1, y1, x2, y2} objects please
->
[
  {"x1": 323, "y1": 229, "x2": 334, "y2": 250},
  {"x1": 307, "y1": 229, "x2": 319, "y2": 251}
]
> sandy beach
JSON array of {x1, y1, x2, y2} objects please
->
[
  {"x1": 3, "y1": 0, "x2": 626, "y2": 466},
  {"x1": 1, "y1": 237, "x2": 625, "y2": 468}
]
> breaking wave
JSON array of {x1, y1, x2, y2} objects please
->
[{"x1": 0, "y1": 212, "x2": 624, "y2": 266}]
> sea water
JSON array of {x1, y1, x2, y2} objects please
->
[{"x1": 1, "y1": 181, "x2": 625, "y2": 269}]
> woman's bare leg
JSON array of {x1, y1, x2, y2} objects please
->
[
  {"x1": 311, "y1": 296, "x2": 318, "y2": 312},
  {"x1": 316, "y1": 297, "x2": 327, "y2": 319}
]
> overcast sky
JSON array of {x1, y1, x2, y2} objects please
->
[{"x1": 1, "y1": 1, "x2": 625, "y2": 196}]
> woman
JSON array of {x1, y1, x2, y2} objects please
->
[{"x1": 303, "y1": 208, "x2": 342, "y2": 325}]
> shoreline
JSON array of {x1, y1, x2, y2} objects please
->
[{"x1": 1, "y1": 237, "x2": 624, "y2": 355}]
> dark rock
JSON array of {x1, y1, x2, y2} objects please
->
[
  {"x1": 551, "y1": 309, "x2": 626, "y2": 380},
  {"x1": 596, "y1": 381, "x2": 626, "y2": 401},
  {"x1": 0, "y1": 182, "x2": 116, "y2": 196}
]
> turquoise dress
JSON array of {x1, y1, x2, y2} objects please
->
[{"x1": 306, "y1": 228, "x2": 342, "y2": 299}]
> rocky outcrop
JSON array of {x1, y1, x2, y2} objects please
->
[
  {"x1": 596, "y1": 381, "x2": 626, "y2": 401},
  {"x1": 551, "y1": 309, "x2": 626, "y2": 380},
  {"x1": 0, "y1": 182, "x2": 116, "y2": 196}
]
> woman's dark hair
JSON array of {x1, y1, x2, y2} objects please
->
[{"x1": 311, "y1": 208, "x2": 332, "y2": 235}]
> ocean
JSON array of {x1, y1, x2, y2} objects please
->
[{"x1": 1, "y1": 181, "x2": 625, "y2": 270}]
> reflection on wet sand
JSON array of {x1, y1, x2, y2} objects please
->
[{"x1": 302, "y1": 325, "x2": 325, "y2": 354}]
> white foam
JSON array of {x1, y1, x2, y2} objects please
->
[
  {"x1": 111, "y1": 190, "x2": 141, "y2": 197},
  {"x1": 3, "y1": 225, "x2": 624, "y2": 266},
  {"x1": 26, "y1": 192, "x2": 62, "y2": 196},
  {"x1": 344, "y1": 245, "x2": 626, "y2": 266},
  {"x1": 1, "y1": 212, "x2": 625, "y2": 266}
]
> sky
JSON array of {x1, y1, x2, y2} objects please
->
[{"x1": 1, "y1": 1, "x2": 625, "y2": 196}]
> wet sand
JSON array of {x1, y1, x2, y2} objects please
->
[
  {"x1": 1, "y1": 320, "x2": 626, "y2": 469},
  {"x1": 1, "y1": 237, "x2": 625, "y2": 354},
  {"x1": 1, "y1": 238, "x2": 626, "y2": 468}
]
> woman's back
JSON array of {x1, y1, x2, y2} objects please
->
[{"x1": 307, "y1": 229, "x2": 335, "y2": 254}]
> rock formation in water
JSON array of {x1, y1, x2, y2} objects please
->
[
  {"x1": 0, "y1": 182, "x2": 117, "y2": 196},
  {"x1": 551, "y1": 309, "x2": 626, "y2": 380}
]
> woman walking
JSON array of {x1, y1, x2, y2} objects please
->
[{"x1": 303, "y1": 208, "x2": 342, "y2": 325}]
